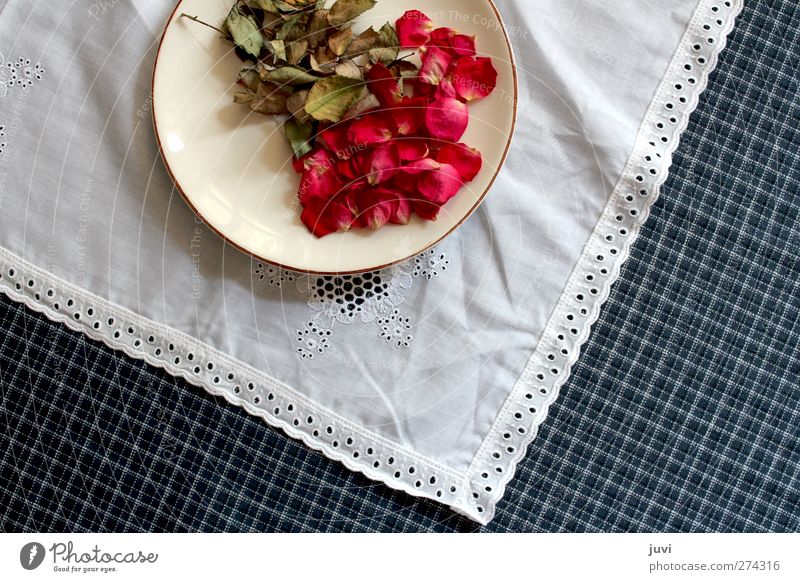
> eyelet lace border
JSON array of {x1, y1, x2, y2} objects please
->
[{"x1": 0, "y1": 0, "x2": 742, "y2": 525}]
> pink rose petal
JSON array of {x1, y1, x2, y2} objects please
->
[
  {"x1": 451, "y1": 57, "x2": 498, "y2": 101},
  {"x1": 419, "y1": 45, "x2": 453, "y2": 85},
  {"x1": 419, "y1": 163, "x2": 464, "y2": 204},
  {"x1": 396, "y1": 10, "x2": 434, "y2": 48},
  {"x1": 424, "y1": 97, "x2": 469, "y2": 142},
  {"x1": 436, "y1": 142, "x2": 483, "y2": 182}
]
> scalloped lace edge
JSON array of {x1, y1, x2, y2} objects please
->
[{"x1": 0, "y1": 0, "x2": 742, "y2": 525}]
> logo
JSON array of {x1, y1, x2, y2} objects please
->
[{"x1": 20, "y1": 542, "x2": 46, "y2": 570}]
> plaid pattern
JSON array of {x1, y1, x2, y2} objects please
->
[{"x1": 1, "y1": 0, "x2": 798, "y2": 532}]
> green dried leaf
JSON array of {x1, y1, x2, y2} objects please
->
[
  {"x1": 266, "y1": 66, "x2": 320, "y2": 86},
  {"x1": 225, "y1": 7, "x2": 263, "y2": 58},
  {"x1": 328, "y1": 26, "x2": 353, "y2": 56},
  {"x1": 276, "y1": 15, "x2": 302, "y2": 41},
  {"x1": 305, "y1": 75, "x2": 364, "y2": 122},
  {"x1": 369, "y1": 22, "x2": 399, "y2": 64},
  {"x1": 327, "y1": 0, "x2": 377, "y2": 27},
  {"x1": 267, "y1": 39, "x2": 287, "y2": 61},
  {"x1": 249, "y1": 0, "x2": 279, "y2": 13},
  {"x1": 284, "y1": 118, "x2": 314, "y2": 158},
  {"x1": 234, "y1": 91, "x2": 256, "y2": 105}
]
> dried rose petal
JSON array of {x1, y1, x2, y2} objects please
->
[
  {"x1": 396, "y1": 138, "x2": 429, "y2": 161},
  {"x1": 449, "y1": 34, "x2": 476, "y2": 57},
  {"x1": 301, "y1": 196, "x2": 352, "y2": 238},
  {"x1": 428, "y1": 28, "x2": 476, "y2": 58},
  {"x1": 298, "y1": 148, "x2": 342, "y2": 204},
  {"x1": 436, "y1": 142, "x2": 482, "y2": 181},
  {"x1": 347, "y1": 112, "x2": 395, "y2": 145},
  {"x1": 435, "y1": 77, "x2": 457, "y2": 100},
  {"x1": 400, "y1": 157, "x2": 441, "y2": 175},
  {"x1": 356, "y1": 188, "x2": 408, "y2": 230},
  {"x1": 318, "y1": 122, "x2": 354, "y2": 159},
  {"x1": 366, "y1": 63, "x2": 402, "y2": 106},
  {"x1": 424, "y1": 97, "x2": 469, "y2": 142},
  {"x1": 451, "y1": 57, "x2": 498, "y2": 102},
  {"x1": 368, "y1": 144, "x2": 400, "y2": 185},
  {"x1": 418, "y1": 163, "x2": 464, "y2": 204},
  {"x1": 419, "y1": 45, "x2": 453, "y2": 85},
  {"x1": 413, "y1": 200, "x2": 442, "y2": 221},
  {"x1": 396, "y1": 10, "x2": 434, "y2": 48},
  {"x1": 390, "y1": 98, "x2": 426, "y2": 135}
]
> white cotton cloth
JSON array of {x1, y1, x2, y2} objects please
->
[{"x1": 0, "y1": 0, "x2": 740, "y2": 522}]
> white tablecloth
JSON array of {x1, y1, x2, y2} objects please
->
[{"x1": 0, "y1": 0, "x2": 742, "y2": 522}]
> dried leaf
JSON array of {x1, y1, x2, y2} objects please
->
[
  {"x1": 369, "y1": 22, "x2": 399, "y2": 65},
  {"x1": 234, "y1": 91, "x2": 256, "y2": 105},
  {"x1": 267, "y1": 39, "x2": 287, "y2": 61},
  {"x1": 328, "y1": 0, "x2": 377, "y2": 27},
  {"x1": 250, "y1": 81, "x2": 290, "y2": 115},
  {"x1": 286, "y1": 89, "x2": 310, "y2": 121},
  {"x1": 286, "y1": 39, "x2": 309, "y2": 64},
  {"x1": 238, "y1": 66, "x2": 261, "y2": 92},
  {"x1": 334, "y1": 59, "x2": 362, "y2": 79},
  {"x1": 328, "y1": 26, "x2": 353, "y2": 56},
  {"x1": 306, "y1": 10, "x2": 330, "y2": 47},
  {"x1": 284, "y1": 118, "x2": 314, "y2": 158},
  {"x1": 266, "y1": 66, "x2": 320, "y2": 86},
  {"x1": 249, "y1": 0, "x2": 279, "y2": 13},
  {"x1": 345, "y1": 27, "x2": 379, "y2": 57},
  {"x1": 343, "y1": 92, "x2": 380, "y2": 119},
  {"x1": 225, "y1": 7, "x2": 263, "y2": 58},
  {"x1": 305, "y1": 75, "x2": 365, "y2": 122}
]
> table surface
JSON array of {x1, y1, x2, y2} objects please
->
[{"x1": 1, "y1": 0, "x2": 798, "y2": 532}]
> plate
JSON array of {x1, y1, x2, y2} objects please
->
[{"x1": 153, "y1": 0, "x2": 517, "y2": 274}]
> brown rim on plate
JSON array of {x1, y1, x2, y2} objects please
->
[{"x1": 152, "y1": 0, "x2": 518, "y2": 275}]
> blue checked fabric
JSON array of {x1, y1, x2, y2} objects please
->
[{"x1": 1, "y1": 0, "x2": 798, "y2": 532}]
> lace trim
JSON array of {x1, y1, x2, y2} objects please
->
[
  {"x1": 0, "y1": 0, "x2": 742, "y2": 524},
  {"x1": 465, "y1": 0, "x2": 744, "y2": 522}
]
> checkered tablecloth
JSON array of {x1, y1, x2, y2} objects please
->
[{"x1": 1, "y1": 0, "x2": 798, "y2": 532}]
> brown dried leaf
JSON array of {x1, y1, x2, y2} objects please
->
[
  {"x1": 328, "y1": 26, "x2": 353, "y2": 56},
  {"x1": 250, "y1": 81, "x2": 289, "y2": 115},
  {"x1": 345, "y1": 27, "x2": 379, "y2": 57}
]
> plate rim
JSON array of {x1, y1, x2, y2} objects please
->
[{"x1": 152, "y1": 0, "x2": 518, "y2": 275}]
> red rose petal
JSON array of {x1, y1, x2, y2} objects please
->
[
  {"x1": 450, "y1": 34, "x2": 477, "y2": 57},
  {"x1": 298, "y1": 148, "x2": 341, "y2": 205},
  {"x1": 436, "y1": 142, "x2": 483, "y2": 181},
  {"x1": 356, "y1": 188, "x2": 408, "y2": 230},
  {"x1": 419, "y1": 163, "x2": 464, "y2": 204},
  {"x1": 400, "y1": 157, "x2": 441, "y2": 175},
  {"x1": 390, "y1": 99, "x2": 426, "y2": 136},
  {"x1": 435, "y1": 77, "x2": 457, "y2": 100},
  {"x1": 366, "y1": 63, "x2": 402, "y2": 106},
  {"x1": 396, "y1": 10, "x2": 434, "y2": 48},
  {"x1": 347, "y1": 112, "x2": 395, "y2": 146},
  {"x1": 420, "y1": 45, "x2": 453, "y2": 85},
  {"x1": 424, "y1": 97, "x2": 469, "y2": 142},
  {"x1": 413, "y1": 200, "x2": 442, "y2": 221},
  {"x1": 318, "y1": 122, "x2": 354, "y2": 159},
  {"x1": 451, "y1": 57, "x2": 498, "y2": 102},
  {"x1": 301, "y1": 196, "x2": 352, "y2": 238},
  {"x1": 396, "y1": 138, "x2": 429, "y2": 161},
  {"x1": 368, "y1": 144, "x2": 400, "y2": 185}
]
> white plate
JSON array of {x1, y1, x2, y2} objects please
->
[{"x1": 153, "y1": 0, "x2": 517, "y2": 274}]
